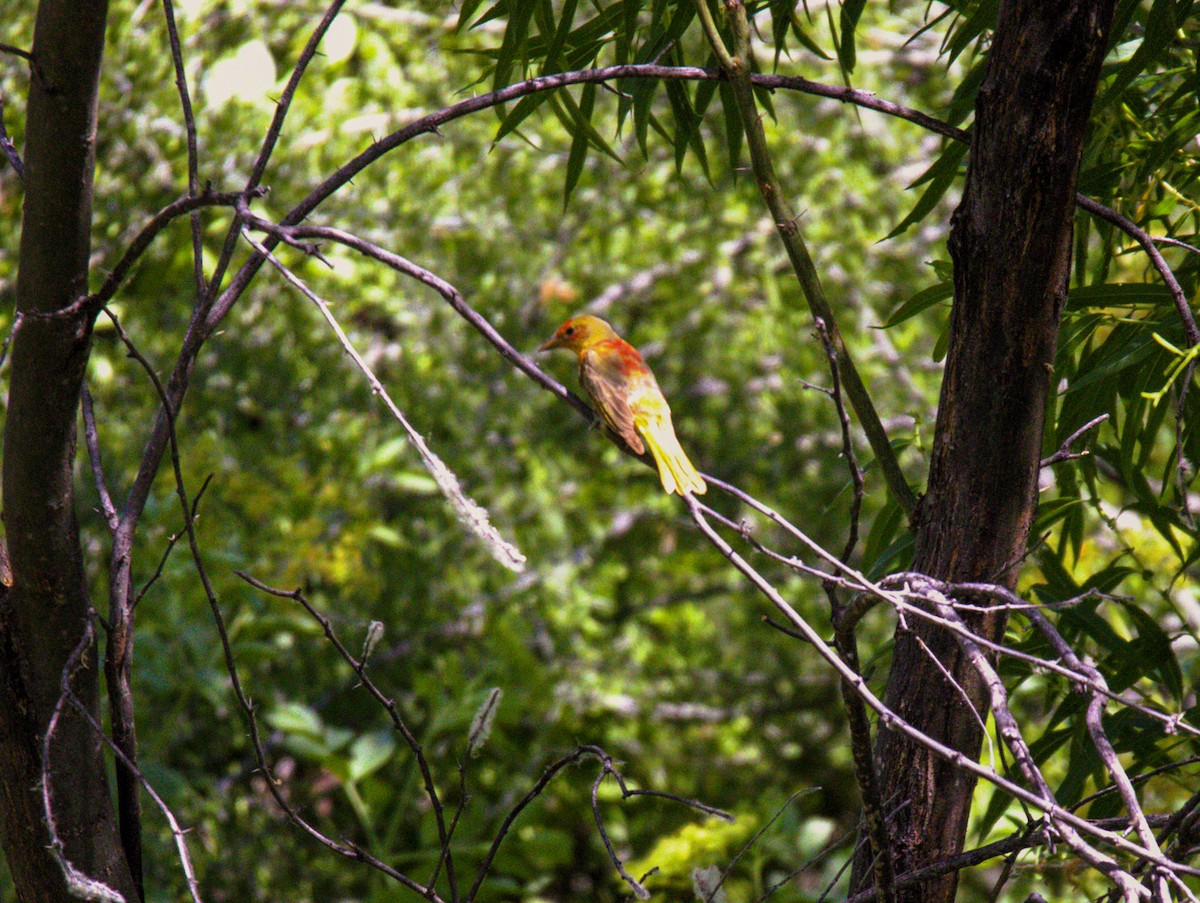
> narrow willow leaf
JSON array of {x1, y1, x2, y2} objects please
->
[
  {"x1": 836, "y1": 0, "x2": 867, "y2": 73},
  {"x1": 884, "y1": 141, "x2": 968, "y2": 240},
  {"x1": 494, "y1": 91, "x2": 554, "y2": 144},
  {"x1": 493, "y1": 0, "x2": 536, "y2": 91},
  {"x1": 943, "y1": 0, "x2": 998, "y2": 66},
  {"x1": 718, "y1": 80, "x2": 743, "y2": 170},
  {"x1": 564, "y1": 105, "x2": 589, "y2": 205},
  {"x1": 665, "y1": 79, "x2": 701, "y2": 175},
  {"x1": 790, "y1": 10, "x2": 830, "y2": 59},
  {"x1": 632, "y1": 78, "x2": 658, "y2": 157},
  {"x1": 1095, "y1": 0, "x2": 1177, "y2": 112},
  {"x1": 881, "y1": 281, "x2": 953, "y2": 328},
  {"x1": 540, "y1": 0, "x2": 579, "y2": 72}
]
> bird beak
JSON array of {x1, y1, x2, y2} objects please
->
[{"x1": 536, "y1": 335, "x2": 562, "y2": 354}]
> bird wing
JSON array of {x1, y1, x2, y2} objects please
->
[{"x1": 580, "y1": 341, "x2": 646, "y2": 455}]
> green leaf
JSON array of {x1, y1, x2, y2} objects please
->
[
  {"x1": 1066, "y1": 282, "x2": 1174, "y2": 311},
  {"x1": 943, "y1": 0, "x2": 998, "y2": 66},
  {"x1": 562, "y1": 84, "x2": 595, "y2": 206},
  {"x1": 615, "y1": 0, "x2": 638, "y2": 65},
  {"x1": 665, "y1": 79, "x2": 707, "y2": 177},
  {"x1": 348, "y1": 730, "x2": 396, "y2": 783},
  {"x1": 863, "y1": 495, "x2": 912, "y2": 579},
  {"x1": 718, "y1": 80, "x2": 744, "y2": 171},
  {"x1": 884, "y1": 142, "x2": 968, "y2": 240},
  {"x1": 494, "y1": 91, "x2": 555, "y2": 145},
  {"x1": 267, "y1": 702, "x2": 324, "y2": 737},
  {"x1": 458, "y1": 0, "x2": 495, "y2": 31},
  {"x1": 628, "y1": 75, "x2": 658, "y2": 157},
  {"x1": 539, "y1": 0, "x2": 579, "y2": 72},
  {"x1": 789, "y1": 9, "x2": 831, "y2": 60},
  {"x1": 880, "y1": 281, "x2": 953, "y2": 328},
  {"x1": 1063, "y1": 327, "x2": 1158, "y2": 396},
  {"x1": 1117, "y1": 601, "x2": 1183, "y2": 700},
  {"x1": 493, "y1": 0, "x2": 536, "y2": 91},
  {"x1": 1095, "y1": 0, "x2": 1178, "y2": 112},
  {"x1": 945, "y1": 60, "x2": 986, "y2": 128},
  {"x1": 836, "y1": 0, "x2": 867, "y2": 74}
]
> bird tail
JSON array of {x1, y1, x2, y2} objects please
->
[{"x1": 642, "y1": 419, "x2": 707, "y2": 496}]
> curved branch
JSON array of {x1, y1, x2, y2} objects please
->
[{"x1": 85, "y1": 189, "x2": 263, "y2": 312}]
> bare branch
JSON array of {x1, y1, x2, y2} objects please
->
[
  {"x1": 132, "y1": 476, "x2": 209, "y2": 609},
  {"x1": 115, "y1": 313, "x2": 445, "y2": 897},
  {"x1": 51, "y1": 609, "x2": 205, "y2": 902},
  {"x1": 0, "y1": 93, "x2": 24, "y2": 179},
  {"x1": 158, "y1": 0, "x2": 207, "y2": 306},
  {"x1": 241, "y1": 228, "x2": 526, "y2": 572},
  {"x1": 1040, "y1": 413, "x2": 1110, "y2": 467},
  {"x1": 41, "y1": 614, "x2": 127, "y2": 903},
  {"x1": 921, "y1": 583, "x2": 1144, "y2": 896},
  {"x1": 81, "y1": 385, "x2": 119, "y2": 533},
  {"x1": 86, "y1": 189, "x2": 262, "y2": 312},
  {"x1": 238, "y1": 212, "x2": 598, "y2": 428},
  {"x1": 206, "y1": 0, "x2": 350, "y2": 296},
  {"x1": 592, "y1": 768, "x2": 650, "y2": 900},
  {"x1": 701, "y1": 789, "x2": 813, "y2": 902}
]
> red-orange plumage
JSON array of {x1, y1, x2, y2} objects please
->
[{"x1": 538, "y1": 315, "x2": 706, "y2": 495}]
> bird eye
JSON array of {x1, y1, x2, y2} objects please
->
[{"x1": 564, "y1": 326, "x2": 576, "y2": 335}]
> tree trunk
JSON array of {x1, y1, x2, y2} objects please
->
[
  {"x1": 852, "y1": 1, "x2": 1116, "y2": 900},
  {"x1": 0, "y1": 1, "x2": 138, "y2": 900}
]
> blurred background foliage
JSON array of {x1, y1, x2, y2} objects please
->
[{"x1": 1, "y1": 0, "x2": 1199, "y2": 900}]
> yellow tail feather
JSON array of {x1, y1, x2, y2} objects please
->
[{"x1": 642, "y1": 427, "x2": 706, "y2": 496}]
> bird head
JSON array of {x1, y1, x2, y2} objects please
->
[{"x1": 537, "y1": 315, "x2": 617, "y2": 354}]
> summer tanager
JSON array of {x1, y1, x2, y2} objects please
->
[{"x1": 538, "y1": 315, "x2": 707, "y2": 495}]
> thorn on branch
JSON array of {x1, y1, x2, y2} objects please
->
[{"x1": 1040, "y1": 414, "x2": 1109, "y2": 468}]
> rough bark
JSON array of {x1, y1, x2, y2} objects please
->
[
  {"x1": 0, "y1": 1, "x2": 138, "y2": 900},
  {"x1": 851, "y1": 1, "x2": 1116, "y2": 900}
]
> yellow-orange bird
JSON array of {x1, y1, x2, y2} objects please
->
[{"x1": 539, "y1": 315, "x2": 706, "y2": 495}]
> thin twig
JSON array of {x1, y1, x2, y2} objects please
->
[
  {"x1": 206, "y1": 0, "x2": 349, "y2": 297},
  {"x1": 0, "y1": 93, "x2": 25, "y2": 178},
  {"x1": 592, "y1": 768, "x2": 650, "y2": 900},
  {"x1": 814, "y1": 317, "x2": 865, "y2": 565},
  {"x1": 86, "y1": 189, "x2": 262, "y2": 312},
  {"x1": 159, "y1": 0, "x2": 207, "y2": 306},
  {"x1": 702, "y1": 789, "x2": 814, "y2": 902},
  {"x1": 922, "y1": 585, "x2": 1145, "y2": 896},
  {"x1": 114, "y1": 310, "x2": 442, "y2": 897},
  {"x1": 81, "y1": 385, "x2": 119, "y2": 533},
  {"x1": 1040, "y1": 414, "x2": 1110, "y2": 467},
  {"x1": 41, "y1": 610, "x2": 127, "y2": 903},
  {"x1": 234, "y1": 572, "x2": 459, "y2": 900},
  {"x1": 133, "y1": 475, "x2": 211, "y2": 608}
]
